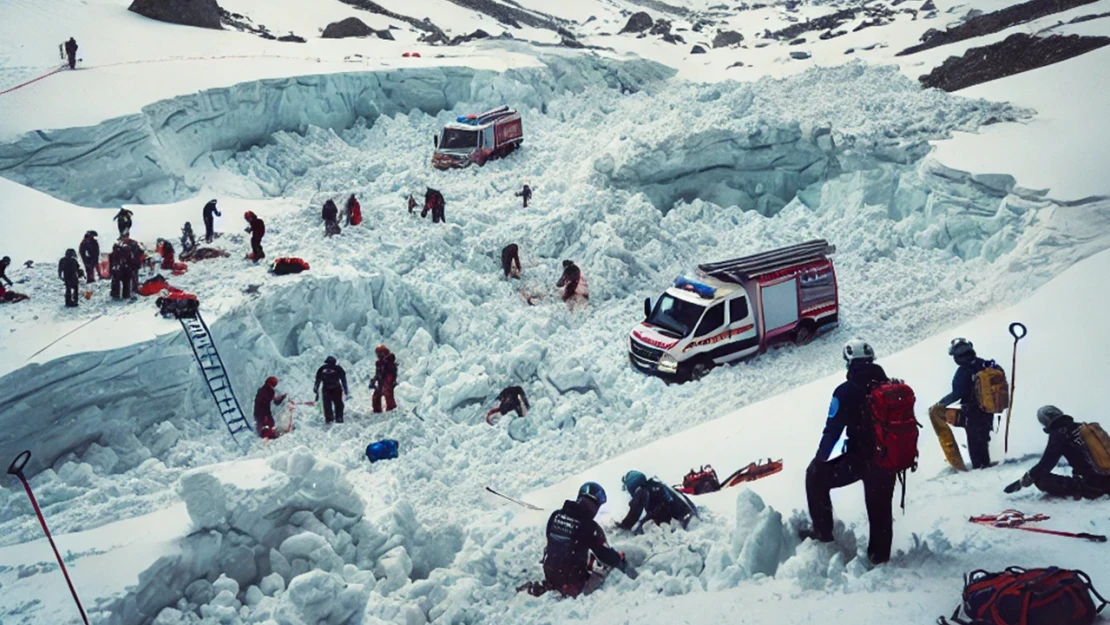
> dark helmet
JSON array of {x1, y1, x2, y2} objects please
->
[
  {"x1": 265, "y1": 376, "x2": 279, "y2": 388},
  {"x1": 183, "y1": 221, "x2": 193, "y2": 230},
  {"x1": 562, "y1": 260, "x2": 573, "y2": 268},
  {"x1": 622, "y1": 470, "x2": 647, "y2": 494},
  {"x1": 948, "y1": 338, "x2": 975, "y2": 359},
  {"x1": 325, "y1": 356, "x2": 337, "y2": 365},
  {"x1": 842, "y1": 339, "x2": 874, "y2": 365},
  {"x1": 578, "y1": 482, "x2": 607, "y2": 505},
  {"x1": 1, "y1": 256, "x2": 9, "y2": 264},
  {"x1": 85, "y1": 230, "x2": 98, "y2": 238},
  {"x1": 65, "y1": 248, "x2": 77, "y2": 257},
  {"x1": 1037, "y1": 405, "x2": 1065, "y2": 428}
]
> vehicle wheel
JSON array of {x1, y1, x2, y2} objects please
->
[
  {"x1": 794, "y1": 323, "x2": 816, "y2": 346},
  {"x1": 689, "y1": 362, "x2": 712, "y2": 381}
]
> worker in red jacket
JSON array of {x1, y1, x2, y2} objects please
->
[
  {"x1": 345, "y1": 194, "x2": 362, "y2": 226},
  {"x1": 253, "y1": 377, "x2": 287, "y2": 439},
  {"x1": 370, "y1": 345, "x2": 398, "y2": 413},
  {"x1": 244, "y1": 211, "x2": 265, "y2": 261}
]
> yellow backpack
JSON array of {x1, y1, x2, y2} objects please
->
[
  {"x1": 974, "y1": 361, "x2": 1009, "y2": 414},
  {"x1": 1078, "y1": 423, "x2": 1110, "y2": 475}
]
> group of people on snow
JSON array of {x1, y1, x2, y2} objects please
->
[{"x1": 252, "y1": 347, "x2": 400, "y2": 439}]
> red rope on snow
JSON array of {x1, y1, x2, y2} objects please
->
[{"x1": 0, "y1": 65, "x2": 67, "y2": 96}]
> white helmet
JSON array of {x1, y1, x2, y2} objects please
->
[{"x1": 842, "y1": 339, "x2": 875, "y2": 365}]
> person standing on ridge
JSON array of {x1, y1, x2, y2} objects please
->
[
  {"x1": 114, "y1": 208, "x2": 134, "y2": 237},
  {"x1": 1003, "y1": 406, "x2": 1110, "y2": 499},
  {"x1": 314, "y1": 356, "x2": 349, "y2": 424},
  {"x1": 79, "y1": 231, "x2": 99, "y2": 283},
  {"x1": 805, "y1": 339, "x2": 897, "y2": 566},
  {"x1": 345, "y1": 194, "x2": 362, "y2": 226},
  {"x1": 516, "y1": 184, "x2": 532, "y2": 208},
  {"x1": 109, "y1": 241, "x2": 130, "y2": 299},
  {"x1": 253, "y1": 376, "x2": 287, "y2": 439},
  {"x1": 370, "y1": 345, "x2": 398, "y2": 413},
  {"x1": 485, "y1": 385, "x2": 529, "y2": 424},
  {"x1": 932, "y1": 338, "x2": 997, "y2": 469},
  {"x1": 64, "y1": 37, "x2": 78, "y2": 70},
  {"x1": 523, "y1": 482, "x2": 636, "y2": 598},
  {"x1": 501, "y1": 244, "x2": 522, "y2": 279},
  {"x1": 617, "y1": 470, "x2": 696, "y2": 533},
  {"x1": 0, "y1": 256, "x2": 12, "y2": 287},
  {"x1": 58, "y1": 249, "x2": 84, "y2": 307},
  {"x1": 203, "y1": 200, "x2": 221, "y2": 243},
  {"x1": 322, "y1": 199, "x2": 341, "y2": 237},
  {"x1": 244, "y1": 211, "x2": 265, "y2": 262}
]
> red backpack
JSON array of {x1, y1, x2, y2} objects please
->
[
  {"x1": 939, "y1": 567, "x2": 1108, "y2": 625},
  {"x1": 866, "y1": 379, "x2": 920, "y2": 507}
]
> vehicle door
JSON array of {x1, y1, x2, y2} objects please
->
[
  {"x1": 760, "y1": 276, "x2": 801, "y2": 341},
  {"x1": 716, "y1": 294, "x2": 759, "y2": 363},
  {"x1": 683, "y1": 301, "x2": 727, "y2": 361},
  {"x1": 482, "y1": 126, "x2": 495, "y2": 153}
]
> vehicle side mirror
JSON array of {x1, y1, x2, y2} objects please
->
[
  {"x1": 644, "y1": 297, "x2": 651, "y2": 319},
  {"x1": 433, "y1": 135, "x2": 439, "y2": 149}
]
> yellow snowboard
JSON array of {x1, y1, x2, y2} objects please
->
[{"x1": 929, "y1": 404, "x2": 968, "y2": 472}]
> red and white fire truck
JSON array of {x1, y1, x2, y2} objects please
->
[
  {"x1": 629, "y1": 240, "x2": 839, "y2": 381},
  {"x1": 432, "y1": 106, "x2": 523, "y2": 169}
]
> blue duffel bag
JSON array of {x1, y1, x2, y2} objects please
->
[{"x1": 366, "y1": 439, "x2": 399, "y2": 463}]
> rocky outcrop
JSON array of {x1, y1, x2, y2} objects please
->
[
  {"x1": 713, "y1": 30, "x2": 744, "y2": 47},
  {"x1": 919, "y1": 33, "x2": 1110, "y2": 91},
  {"x1": 621, "y1": 11, "x2": 654, "y2": 33},
  {"x1": 898, "y1": 0, "x2": 1099, "y2": 55},
  {"x1": 322, "y1": 17, "x2": 374, "y2": 38},
  {"x1": 128, "y1": 0, "x2": 223, "y2": 29}
]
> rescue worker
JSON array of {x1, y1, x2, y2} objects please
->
[
  {"x1": 556, "y1": 260, "x2": 585, "y2": 302},
  {"x1": 157, "y1": 238, "x2": 176, "y2": 270},
  {"x1": 64, "y1": 37, "x2": 78, "y2": 70},
  {"x1": 181, "y1": 222, "x2": 198, "y2": 257},
  {"x1": 933, "y1": 338, "x2": 995, "y2": 469},
  {"x1": 421, "y1": 188, "x2": 445, "y2": 224},
  {"x1": 253, "y1": 376, "x2": 287, "y2": 439},
  {"x1": 516, "y1": 184, "x2": 532, "y2": 208},
  {"x1": 345, "y1": 194, "x2": 362, "y2": 226},
  {"x1": 322, "y1": 199, "x2": 340, "y2": 237},
  {"x1": 114, "y1": 208, "x2": 133, "y2": 237},
  {"x1": 202, "y1": 199, "x2": 220, "y2": 243},
  {"x1": 123, "y1": 236, "x2": 144, "y2": 294},
  {"x1": 244, "y1": 211, "x2": 265, "y2": 262},
  {"x1": 486, "y1": 385, "x2": 529, "y2": 423},
  {"x1": 529, "y1": 483, "x2": 636, "y2": 597},
  {"x1": 58, "y1": 249, "x2": 84, "y2": 307},
  {"x1": 109, "y1": 241, "x2": 131, "y2": 299},
  {"x1": 805, "y1": 339, "x2": 897, "y2": 566},
  {"x1": 618, "y1": 470, "x2": 696, "y2": 532},
  {"x1": 314, "y1": 356, "x2": 349, "y2": 424},
  {"x1": 1004, "y1": 406, "x2": 1110, "y2": 499},
  {"x1": 0, "y1": 282, "x2": 30, "y2": 303},
  {"x1": 370, "y1": 345, "x2": 397, "y2": 413},
  {"x1": 407, "y1": 194, "x2": 417, "y2": 214},
  {"x1": 501, "y1": 244, "x2": 521, "y2": 279},
  {"x1": 0, "y1": 255, "x2": 12, "y2": 287},
  {"x1": 79, "y1": 231, "x2": 99, "y2": 283}
]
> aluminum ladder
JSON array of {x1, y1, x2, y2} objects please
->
[{"x1": 179, "y1": 312, "x2": 252, "y2": 447}]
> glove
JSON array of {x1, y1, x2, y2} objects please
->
[
  {"x1": 314, "y1": 392, "x2": 320, "y2": 403},
  {"x1": 1003, "y1": 480, "x2": 1023, "y2": 494},
  {"x1": 619, "y1": 555, "x2": 639, "y2": 580}
]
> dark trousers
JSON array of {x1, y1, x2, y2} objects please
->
[
  {"x1": 543, "y1": 562, "x2": 601, "y2": 598},
  {"x1": 251, "y1": 237, "x2": 264, "y2": 261},
  {"x1": 373, "y1": 384, "x2": 396, "y2": 413},
  {"x1": 83, "y1": 261, "x2": 96, "y2": 283},
  {"x1": 67, "y1": 52, "x2": 76, "y2": 70},
  {"x1": 806, "y1": 455, "x2": 896, "y2": 564},
  {"x1": 110, "y1": 272, "x2": 131, "y2": 299},
  {"x1": 957, "y1": 412, "x2": 993, "y2": 469},
  {"x1": 64, "y1": 280, "x2": 79, "y2": 307},
  {"x1": 322, "y1": 388, "x2": 344, "y2": 423},
  {"x1": 204, "y1": 218, "x2": 215, "y2": 243},
  {"x1": 130, "y1": 268, "x2": 140, "y2": 294},
  {"x1": 1033, "y1": 472, "x2": 1110, "y2": 499}
]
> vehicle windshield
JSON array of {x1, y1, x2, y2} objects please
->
[
  {"x1": 647, "y1": 294, "x2": 706, "y2": 338},
  {"x1": 439, "y1": 128, "x2": 479, "y2": 150}
]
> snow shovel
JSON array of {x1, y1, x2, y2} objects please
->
[
  {"x1": 1004, "y1": 322, "x2": 1027, "y2": 454},
  {"x1": 7, "y1": 451, "x2": 90, "y2": 625}
]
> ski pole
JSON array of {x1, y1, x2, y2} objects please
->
[
  {"x1": 485, "y1": 486, "x2": 543, "y2": 511},
  {"x1": 1004, "y1": 322, "x2": 1027, "y2": 453},
  {"x1": 7, "y1": 451, "x2": 90, "y2": 625},
  {"x1": 970, "y1": 509, "x2": 1106, "y2": 543}
]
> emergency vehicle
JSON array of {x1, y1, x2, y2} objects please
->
[{"x1": 432, "y1": 106, "x2": 523, "y2": 169}]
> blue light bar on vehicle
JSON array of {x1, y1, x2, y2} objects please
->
[{"x1": 674, "y1": 276, "x2": 716, "y2": 298}]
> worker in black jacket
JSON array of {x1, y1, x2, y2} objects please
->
[
  {"x1": 79, "y1": 231, "x2": 99, "y2": 283},
  {"x1": 532, "y1": 482, "x2": 636, "y2": 598},
  {"x1": 933, "y1": 338, "x2": 996, "y2": 468},
  {"x1": 314, "y1": 356, "x2": 349, "y2": 424},
  {"x1": 485, "y1": 385, "x2": 529, "y2": 424},
  {"x1": 556, "y1": 260, "x2": 582, "y2": 302},
  {"x1": 618, "y1": 470, "x2": 696, "y2": 532},
  {"x1": 1004, "y1": 406, "x2": 1110, "y2": 499},
  {"x1": 203, "y1": 200, "x2": 221, "y2": 243},
  {"x1": 114, "y1": 208, "x2": 133, "y2": 237},
  {"x1": 421, "y1": 188, "x2": 445, "y2": 224},
  {"x1": 58, "y1": 249, "x2": 84, "y2": 307},
  {"x1": 64, "y1": 37, "x2": 78, "y2": 70},
  {"x1": 1, "y1": 255, "x2": 14, "y2": 287},
  {"x1": 805, "y1": 339, "x2": 897, "y2": 566},
  {"x1": 322, "y1": 199, "x2": 340, "y2": 236},
  {"x1": 501, "y1": 244, "x2": 521, "y2": 279}
]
